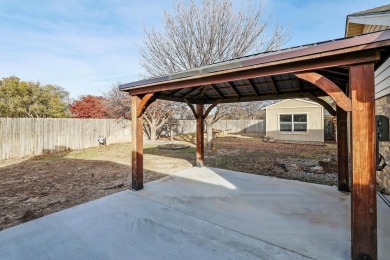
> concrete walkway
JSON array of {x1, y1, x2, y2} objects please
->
[{"x1": 0, "y1": 167, "x2": 389, "y2": 259}]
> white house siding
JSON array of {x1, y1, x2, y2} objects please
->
[
  {"x1": 265, "y1": 99, "x2": 324, "y2": 143},
  {"x1": 375, "y1": 57, "x2": 390, "y2": 99},
  {"x1": 350, "y1": 21, "x2": 390, "y2": 99}
]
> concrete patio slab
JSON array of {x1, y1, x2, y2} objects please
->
[{"x1": 0, "y1": 167, "x2": 389, "y2": 259}]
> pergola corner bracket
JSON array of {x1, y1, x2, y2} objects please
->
[
  {"x1": 203, "y1": 99, "x2": 221, "y2": 119},
  {"x1": 294, "y1": 72, "x2": 351, "y2": 112},
  {"x1": 184, "y1": 97, "x2": 198, "y2": 118},
  {"x1": 305, "y1": 93, "x2": 336, "y2": 116},
  {"x1": 136, "y1": 93, "x2": 156, "y2": 118}
]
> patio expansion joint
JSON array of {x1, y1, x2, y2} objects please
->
[{"x1": 129, "y1": 191, "x2": 315, "y2": 260}]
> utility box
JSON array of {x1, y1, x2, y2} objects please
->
[{"x1": 376, "y1": 115, "x2": 389, "y2": 141}]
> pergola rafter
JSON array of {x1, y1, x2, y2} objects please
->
[
  {"x1": 121, "y1": 30, "x2": 390, "y2": 260},
  {"x1": 247, "y1": 78, "x2": 260, "y2": 95}
]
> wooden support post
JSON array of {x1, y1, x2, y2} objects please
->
[
  {"x1": 196, "y1": 104, "x2": 204, "y2": 167},
  {"x1": 350, "y1": 63, "x2": 377, "y2": 260},
  {"x1": 131, "y1": 95, "x2": 144, "y2": 190},
  {"x1": 336, "y1": 106, "x2": 349, "y2": 191}
]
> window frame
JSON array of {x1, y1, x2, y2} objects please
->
[{"x1": 278, "y1": 113, "x2": 308, "y2": 134}]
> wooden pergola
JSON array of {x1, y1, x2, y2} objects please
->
[{"x1": 120, "y1": 30, "x2": 390, "y2": 260}]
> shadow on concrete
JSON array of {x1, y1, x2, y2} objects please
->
[
  {"x1": 137, "y1": 167, "x2": 389, "y2": 260},
  {"x1": 2, "y1": 167, "x2": 388, "y2": 259}
]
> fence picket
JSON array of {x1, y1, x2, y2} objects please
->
[{"x1": 0, "y1": 118, "x2": 264, "y2": 160}]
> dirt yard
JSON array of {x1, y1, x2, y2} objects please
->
[{"x1": 0, "y1": 134, "x2": 337, "y2": 231}]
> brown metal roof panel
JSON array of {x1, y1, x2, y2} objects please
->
[
  {"x1": 251, "y1": 77, "x2": 268, "y2": 84},
  {"x1": 273, "y1": 74, "x2": 291, "y2": 81},
  {"x1": 255, "y1": 84, "x2": 273, "y2": 92},
  {"x1": 120, "y1": 75, "x2": 170, "y2": 89},
  {"x1": 205, "y1": 87, "x2": 219, "y2": 97},
  {"x1": 241, "y1": 30, "x2": 390, "y2": 67},
  {"x1": 119, "y1": 30, "x2": 390, "y2": 91},
  {"x1": 168, "y1": 69, "x2": 202, "y2": 80},
  {"x1": 235, "y1": 85, "x2": 252, "y2": 94},
  {"x1": 174, "y1": 88, "x2": 191, "y2": 96},
  {"x1": 234, "y1": 80, "x2": 247, "y2": 86},
  {"x1": 282, "y1": 81, "x2": 294, "y2": 89},
  {"x1": 218, "y1": 87, "x2": 236, "y2": 96},
  {"x1": 200, "y1": 60, "x2": 243, "y2": 74},
  {"x1": 218, "y1": 82, "x2": 231, "y2": 88},
  {"x1": 276, "y1": 80, "x2": 299, "y2": 90}
]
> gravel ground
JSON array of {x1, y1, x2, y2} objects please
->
[{"x1": 204, "y1": 134, "x2": 339, "y2": 187}]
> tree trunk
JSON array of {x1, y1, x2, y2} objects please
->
[
  {"x1": 150, "y1": 119, "x2": 157, "y2": 142},
  {"x1": 205, "y1": 119, "x2": 213, "y2": 150}
]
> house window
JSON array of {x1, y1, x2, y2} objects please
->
[{"x1": 279, "y1": 114, "x2": 307, "y2": 133}]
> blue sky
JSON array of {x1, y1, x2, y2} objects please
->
[{"x1": 1, "y1": 0, "x2": 389, "y2": 98}]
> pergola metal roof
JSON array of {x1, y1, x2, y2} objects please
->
[{"x1": 120, "y1": 30, "x2": 390, "y2": 106}]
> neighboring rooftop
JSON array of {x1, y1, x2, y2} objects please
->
[
  {"x1": 345, "y1": 4, "x2": 390, "y2": 40},
  {"x1": 349, "y1": 4, "x2": 390, "y2": 16}
]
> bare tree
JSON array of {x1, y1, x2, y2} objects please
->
[
  {"x1": 105, "y1": 84, "x2": 193, "y2": 142},
  {"x1": 104, "y1": 83, "x2": 132, "y2": 119},
  {"x1": 140, "y1": 0, "x2": 289, "y2": 76},
  {"x1": 234, "y1": 100, "x2": 277, "y2": 119},
  {"x1": 204, "y1": 101, "x2": 275, "y2": 149},
  {"x1": 143, "y1": 100, "x2": 176, "y2": 142},
  {"x1": 139, "y1": 0, "x2": 289, "y2": 146},
  {"x1": 204, "y1": 103, "x2": 238, "y2": 149}
]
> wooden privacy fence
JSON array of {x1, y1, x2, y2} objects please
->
[
  {"x1": 172, "y1": 120, "x2": 265, "y2": 135},
  {"x1": 0, "y1": 118, "x2": 131, "y2": 160},
  {"x1": 0, "y1": 118, "x2": 264, "y2": 160}
]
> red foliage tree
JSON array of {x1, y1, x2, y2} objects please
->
[{"x1": 70, "y1": 95, "x2": 109, "y2": 118}]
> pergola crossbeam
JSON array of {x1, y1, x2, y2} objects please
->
[
  {"x1": 215, "y1": 91, "x2": 325, "y2": 104},
  {"x1": 185, "y1": 86, "x2": 203, "y2": 98},
  {"x1": 126, "y1": 50, "x2": 380, "y2": 96},
  {"x1": 172, "y1": 88, "x2": 189, "y2": 96}
]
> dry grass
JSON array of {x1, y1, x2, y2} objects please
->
[{"x1": 0, "y1": 135, "x2": 337, "y2": 231}]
